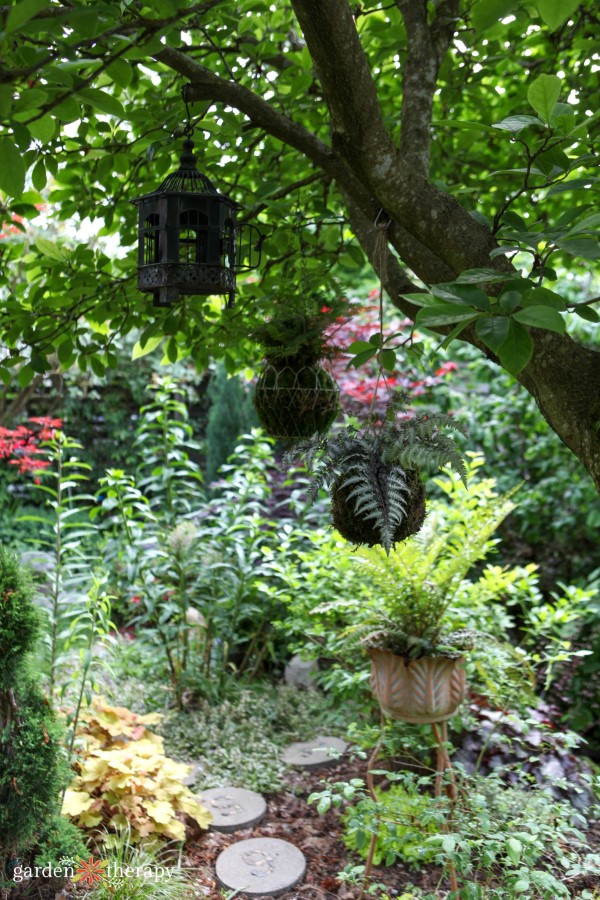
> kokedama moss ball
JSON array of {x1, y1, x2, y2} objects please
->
[
  {"x1": 331, "y1": 466, "x2": 426, "y2": 548},
  {"x1": 254, "y1": 363, "x2": 340, "y2": 440}
]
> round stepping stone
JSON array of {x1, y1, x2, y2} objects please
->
[
  {"x1": 198, "y1": 787, "x2": 267, "y2": 833},
  {"x1": 282, "y1": 735, "x2": 347, "y2": 769},
  {"x1": 182, "y1": 760, "x2": 204, "y2": 787},
  {"x1": 215, "y1": 837, "x2": 306, "y2": 897}
]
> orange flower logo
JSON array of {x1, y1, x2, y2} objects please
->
[{"x1": 72, "y1": 856, "x2": 108, "y2": 886}]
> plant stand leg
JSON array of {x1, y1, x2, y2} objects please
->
[
  {"x1": 359, "y1": 720, "x2": 385, "y2": 900},
  {"x1": 432, "y1": 722, "x2": 459, "y2": 894}
]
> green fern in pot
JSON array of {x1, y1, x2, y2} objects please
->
[{"x1": 294, "y1": 400, "x2": 467, "y2": 554}]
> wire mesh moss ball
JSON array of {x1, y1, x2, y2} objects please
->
[
  {"x1": 253, "y1": 363, "x2": 340, "y2": 440},
  {"x1": 331, "y1": 466, "x2": 426, "y2": 549}
]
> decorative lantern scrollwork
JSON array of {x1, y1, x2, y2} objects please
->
[{"x1": 132, "y1": 103, "x2": 261, "y2": 307}]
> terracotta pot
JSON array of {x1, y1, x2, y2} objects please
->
[{"x1": 369, "y1": 648, "x2": 466, "y2": 724}]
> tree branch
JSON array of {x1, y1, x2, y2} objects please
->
[
  {"x1": 396, "y1": 0, "x2": 459, "y2": 177},
  {"x1": 290, "y1": 0, "x2": 397, "y2": 181},
  {"x1": 155, "y1": 47, "x2": 351, "y2": 185}
]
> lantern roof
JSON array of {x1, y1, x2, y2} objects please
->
[{"x1": 132, "y1": 138, "x2": 238, "y2": 207}]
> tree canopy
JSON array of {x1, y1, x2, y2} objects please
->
[{"x1": 0, "y1": 1, "x2": 599, "y2": 480}]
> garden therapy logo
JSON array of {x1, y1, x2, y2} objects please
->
[
  {"x1": 73, "y1": 856, "x2": 109, "y2": 886},
  {"x1": 12, "y1": 855, "x2": 178, "y2": 885}
]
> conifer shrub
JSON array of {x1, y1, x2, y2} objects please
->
[{"x1": 0, "y1": 546, "x2": 85, "y2": 886}]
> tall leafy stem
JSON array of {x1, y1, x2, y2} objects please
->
[
  {"x1": 19, "y1": 431, "x2": 98, "y2": 697},
  {"x1": 134, "y1": 376, "x2": 203, "y2": 524}
]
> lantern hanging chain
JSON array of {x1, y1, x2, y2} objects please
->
[{"x1": 182, "y1": 83, "x2": 194, "y2": 138}]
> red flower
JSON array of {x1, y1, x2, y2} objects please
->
[{"x1": 435, "y1": 361, "x2": 459, "y2": 377}]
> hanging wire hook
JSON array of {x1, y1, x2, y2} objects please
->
[{"x1": 374, "y1": 207, "x2": 392, "y2": 230}]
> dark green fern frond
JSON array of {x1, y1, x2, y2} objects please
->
[
  {"x1": 341, "y1": 452, "x2": 410, "y2": 554},
  {"x1": 382, "y1": 415, "x2": 467, "y2": 484}
]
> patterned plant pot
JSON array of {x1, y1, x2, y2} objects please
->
[{"x1": 369, "y1": 648, "x2": 466, "y2": 724}]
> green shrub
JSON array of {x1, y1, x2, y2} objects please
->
[
  {"x1": 343, "y1": 784, "x2": 438, "y2": 868},
  {"x1": 204, "y1": 362, "x2": 258, "y2": 484},
  {"x1": 0, "y1": 546, "x2": 85, "y2": 884}
]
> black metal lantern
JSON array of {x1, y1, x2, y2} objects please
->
[{"x1": 132, "y1": 131, "x2": 260, "y2": 308}]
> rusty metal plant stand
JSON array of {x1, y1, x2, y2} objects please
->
[{"x1": 360, "y1": 717, "x2": 460, "y2": 898}]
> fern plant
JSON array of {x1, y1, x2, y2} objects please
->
[
  {"x1": 252, "y1": 296, "x2": 342, "y2": 440},
  {"x1": 294, "y1": 400, "x2": 467, "y2": 554},
  {"x1": 342, "y1": 456, "x2": 519, "y2": 659}
]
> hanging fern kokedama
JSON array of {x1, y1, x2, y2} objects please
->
[
  {"x1": 252, "y1": 310, "x2": 341, "y2": 441},
  {"x1": 254, "y1": 363, "x2": 340, "y2": 440},
  {"x1": 293, "y1": 409, "x2": 467, "y2": 554},
  {"x1": 331, "y1": 462, "x2": 426, "y2": 549}
]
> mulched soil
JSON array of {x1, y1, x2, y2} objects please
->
[
  {"x1": 183, "y1": 757, "x2": 448, "y2": 899},
  {"x1": 9, "y1": 756, "x2": 600, "y2": 899}
]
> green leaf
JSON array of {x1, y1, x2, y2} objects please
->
[
  {"x1": 498, "y1": 321, "x2": 533, "y2": 376},
  {"x1": 398, "y1": 292, "x2": 435, "y2": 307},
  {"x1": 546, "y1": 177, "x2": 599, "y2": 196},
  {"x1": 416, "y1": 303, "x2": 480, "y2": 328},
  {"x1": 572, "y1": 304, "x2": 599, "y2": 322},
  {"x1": 34, "y1": 236, "x2": 64, "y2": 261},
  {"x1": 566, "y1": 213, "x2": 600, "y2": 235},
  {"x1": 476, "y1": 316, "x2": 510, "y2": 354},
  {"x1": 6, "y1": 0, "x2": 49, "y2": 34},
  {"x1": 0, "y1": 86, "x2": 13, "y2": 117},
  {"x1": 0, "y1": 137, "x2": 26, "y2": 196},
  {"x1": 132, "y1": 334, "x2": 163, "y2": 359},
  {"x1": 17, "y1": 365, "x2": 35, "y2": 388},
  {"x1": 556, "y1": 238, "x2": 600, "y2": 259},
  {"x1": 442, "y1": 836, "x2": 456, "y2": 853},
  {"x1": 90, "y1": 355, "x2": 105, "y2": 377},
  {"x1": 105, "y1": 58, "x2": 134, "y2": 88},
  {"x1": 348, "y1": 348, "x2": 377, "y2": 368},
  {"x1": 513, "y1": 880, "x2": 530, "y2": 893},
  {"x1": 499, "y1": 291, "x2": 522, "y2": 313},
  {"x1": 513, "y1": 305, "x2": 565, "y2": 333},
  {"x1": 536, "y1": 0, "x2": 580, "y2": 31},
  {"x1": 521, "y1": 286, "x2": 566, "y2": 310},
  {"x1": 78, "y1": 88, "x2": 125, "y2": 119},
  {"x1": 316, "y1": 797, "x2": 331, "y2": 815},
  {"x1": 535, "y1": 147, "x2": 570, "y2": 177},
  {"x1": 455, "y1": 268, "x2": 512, "y2": 285},
  {"x1": 493, "y1": 115, "x2": 543, "y2": 134},
  {"x1": 347, "y1": 340, "x2": 373, "y2": 354},
  {"x1": 439, "y1": 315, "x2": 480, "y2": 349},
  {"x1": 379, "y1": 349, "x2": 396, "y2": 372},
  {"x1": 28, "y1": 115, "x2": 57, "y2": 143},
  {"x1": 57, "y1": 338, "x2": 75, "y2": 367},
  {"x1": 505, "y1": 837, "x2": 523, "y2": 866},
  {"x1": 31, "y1": 158, "x2": 46, "y2": 191},
  {"x1": 527, "y1": 74, "x2": 561, "y2": 124},
  {"x1": 470, "y1": 0, "x2": 516, "y2": 32}
]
